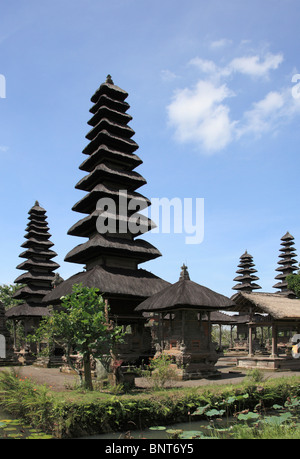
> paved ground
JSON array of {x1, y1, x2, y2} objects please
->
[{"x1": 1, "y1": 358, "x2": 300, "y2": 392}]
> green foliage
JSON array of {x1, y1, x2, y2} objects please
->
[
  {"x1": 245, "y1": 368, "x2": 266, "y2": 383},
  {"x1": 1, "y1": 367, "x2": 300, "y2": 438},
  {"x1": 0, "y1": 369, "x2": 54, "y2": 432},
  {"x1": 0, "y1": 284, "x2": 23, "y2": 310},
  {"x1": 29, "y1": 284, "x2": 126, "y2": 390},
  {"x1": 139, "y1": 354, "x2": 178, "y2": 390},
  {"x1": 287, "y1": 269, "x2": 300, "y2": 298}
]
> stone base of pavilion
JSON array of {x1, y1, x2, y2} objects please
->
[
  {"x1": 173, "y1": 365, "x2": 221, "y2": 380},
  {"x1": 162, "y1": 350, "x2": 222, "y2": 380},
  {"x1": 236, "y1": 354, "x2": 300, "y2": 371}
]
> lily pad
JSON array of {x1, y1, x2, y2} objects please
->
[
  {"x1": 179, "y1": 430, "x2": 204, "y2": 439},
  {"x1": 237, "y1": 412, "x2": 259, "y2": 421},
  {"x1": 206, "y1": 409, "x2": 225, "y2": 417},
  {"x1": 149, "y1": 426, "x2": 166, "y2": 431}
]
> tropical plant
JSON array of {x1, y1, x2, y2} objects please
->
[{"x1": 28, "y1": 284, "x2": 126, "y2": 390}]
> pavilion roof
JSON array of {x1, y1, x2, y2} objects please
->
[
  {"x1": 135, "y1": 277, "x2": 235, "y2": 312},
  {"x1": 6, "y1": 303, "x2": 50, "y2": 319},
  {"x1": 231, "y1": 291, "x2": 300, "y2": 319}
]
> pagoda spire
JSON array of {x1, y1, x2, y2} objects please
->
[
  {"x1": 179, "y1": 263, "x2": 190, "y2": 281},
  {"x1": 232, "y1": 250, "x2": 261, "y2": 292},
  {"x1": 12, "y1": 202, "x2": 60, "y2": 305},
  {"x1": 273, "y1": 231, "x2": 298, "y2": 297},
  {"x1": 65, "y1": 77, "x2": 161, "y2": 271}
]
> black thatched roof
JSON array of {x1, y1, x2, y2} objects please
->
[
  {"x1": 135, "y1": 277, "x2": 235, "y2": 312},
  {"x1": 42, "y1": 265, "x2": 170, "y2": 304},
  {"x1": 64, "y1": 233, "x2": 161, "y2": 265},
  {"x1": 273, "y1": 231, "x2": 298, "y2": 294},
  {"x1": 6, "y1": 303, "x2": 50, "y2": 319},
  {"x1": 232, "y1": 250, "x2": 261, "y2": 293},
  {"x1": 12, "y1": 202, "x2": 59, "y2": 314},
  {"x1": 65, "y1": 76, "x2": 161, "y2": 272}
]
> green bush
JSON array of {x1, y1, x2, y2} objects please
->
[{"x1": 1, "y1": 368, "x2": 300, "y2": 438}]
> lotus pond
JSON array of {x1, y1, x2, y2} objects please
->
[
  {"x1": 85, "y1": 393, "x2": 300, "y2": 440},
  {"x1": 0, "y1": 409, "x2": 53, "y2": 439}
]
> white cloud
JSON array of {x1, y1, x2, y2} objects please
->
[
  {"x1": 228, "y1": 53, "x2": 284, "y2": 78},
  {"x1": 238, "y1": 88, "x2": 300, "y2": 138},
  {"x1": 189, "y1": 52, "x2": 284, "y2": 80},
  {"x1": 167, "y1": 80, "x2": 236, "y2": 153},
  {"x1": 0, "y1": 146, "x2": 8, "y2": 153},
  {"x1": 167, "y1": 48, "x2": 298, "y2": 154},
  {"x1": 210, "y1": 38, "x2": 232, "y2": 49},
  {"x1": 189, "y1": 57, "x2": 218, "y2": 75}
]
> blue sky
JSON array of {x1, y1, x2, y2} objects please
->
[{"x1": 0, "y1": 0, "x2": 299, "y2": 299}]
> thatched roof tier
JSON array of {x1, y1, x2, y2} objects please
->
[
  {"x1": 21, "y1": 238, "x2": 54, "y2": 249},
  {"x1": 82, "y1": 129, "x2": 139, "y2": 155},
  {"x1": 232, "y1": 282, "x2": 261, "y2": 291},
  {"x1": 86, "y1": 118, "x2": 135, "y2": 141},
  {"x1": 135, "y1": 277, "x2": 235, "y2": 312},
  {"x1": 16, "y1": 259, "x2": 59, "y2": 271},
  {"x1": 72, "y1": 184, "x2": 150, "y2": 215},
  {"x1": 64, "y1": 232, "x2": 161, "y2": 265},
  {"x1": 91, "y1": 78, "x2": 128, "y2": 104},
  {"x1": 14, "y1": 272, "x2": 56, "y2": 284},
  {"x1": 24, "y1": 230, "x2": 51, "y2": 240},
  {"x1": 42, "y1": 265, "x2": 170, "y2": 305},
  {"x1": 6, "y1": 303, "x2": 50, "y2": 319},
  {"x1": 13, "y1": 286, "x2": 52, "y2": 300},
  {"x1": 67, "y1": 209, "x2": 154, "y2": 238},
  {"x1": 88, "y1": 104, "x2": 132, "y2": 127},
  {"x1": 231, "y1": 292, "x2": 300, "y2": 320},
  {"x1": 75, "y1": 163, "x2": 146, "y2": 192},
  {"x1": 79, "y1": 145, "x2": 142, "y2": 173},
  {"x1": 90, "y1": 93, "x2": 130, "y2": 115},
  {"x1": 19, "y1": 248, "x2": 57, "y2": 260}
]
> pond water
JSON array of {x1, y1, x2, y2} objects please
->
[
  {"x1": 80, "y1": 418, "x2": 229, "y2": 439},
  {"x1": 0, "y1": 408, "x2": 53, "y2": 439}
]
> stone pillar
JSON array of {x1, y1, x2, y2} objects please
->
[
  {"x1": 207, "y1": 312, "x2": 211, "y2": 349},
  {"x1": 248, "y1": 324, "x2": 253, "y2": 356},
  {"x1": 271, "y1": 323, "x2": 278, "y2": 358}
]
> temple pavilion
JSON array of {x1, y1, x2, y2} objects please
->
[
  {"x1": 231, "y1": 232, "x2": 300, "y2": 370},
  {"x1": 43, "y1": 76, "x2": 169, "y2": 363},
  {"x1": 135, "y1": 264, "x2": 235, "y2": 379}
]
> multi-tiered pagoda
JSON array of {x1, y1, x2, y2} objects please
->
[
  {"x1": 43, "y1": 77, "x2": 169, "y2": 362},
  {"x1": 273, "y1": 232, "x2": 298, "y2": 297},
  {"x1": 232, "y1": 250, "x2": 261, "y2": 293},
  {"x1": 6, "y1": 201, "x2": 59, "y2": 324}
]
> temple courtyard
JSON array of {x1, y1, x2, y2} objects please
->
[{"x1": 1, "y1": 356, "x2": 299, "y2": 392}]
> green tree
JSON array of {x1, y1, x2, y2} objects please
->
[
  {"x1": 30, "y1": 284, "x2": 126, "y2": 390},
  {"x1": 0, "y1": 284, "x2": 23, "y2": 310},
  {"x1": 0, "y1": 284, "x2": 25, "y2": 346},
  {"x1": 287, "y1": 265, "x2": 300, "y2": 298}
]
